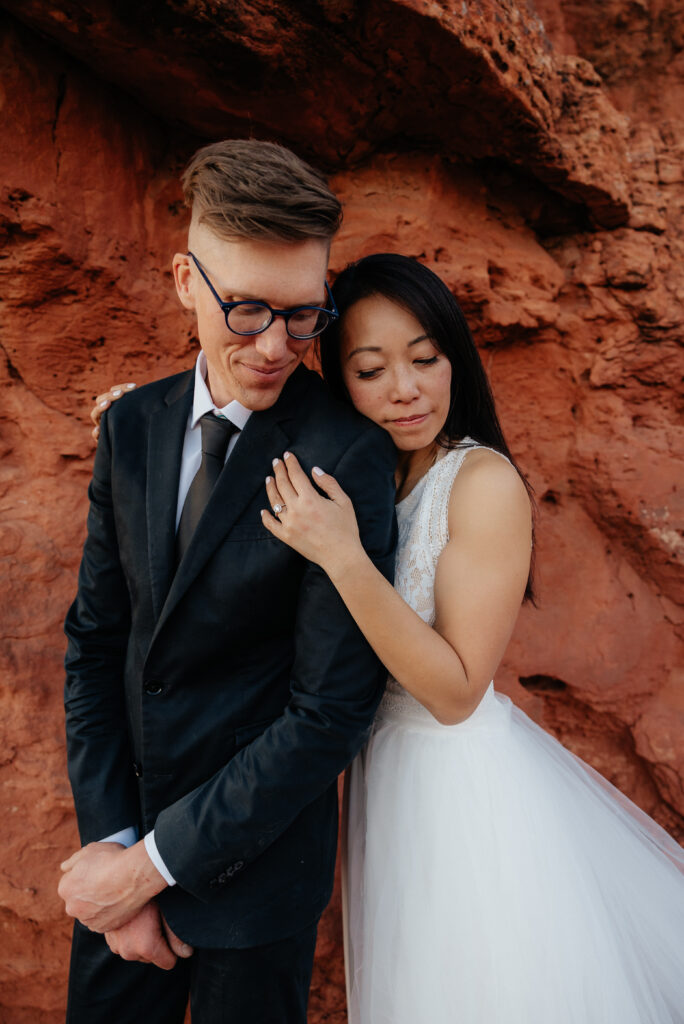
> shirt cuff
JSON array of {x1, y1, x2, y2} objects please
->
[
  {"x1": 99, "y1": 826, "x2": 139, "y2": 847},
  {"x1": 144, "y1": 830, "x2": 177, "y2": 887}
]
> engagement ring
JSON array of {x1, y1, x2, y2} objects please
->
[{"x1": 272, "y1": 503, "x2": 287, "y2": 516}]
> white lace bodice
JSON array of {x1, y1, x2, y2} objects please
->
[{"x1": 380, "y1": 440, "x2": 504, "y2": 717}]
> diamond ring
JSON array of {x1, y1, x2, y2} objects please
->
[{"x1": 272, "y1": 503, "x2": 287, "y2": 516}]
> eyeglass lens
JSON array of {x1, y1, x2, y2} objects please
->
[{"x1": 225, "y1": 304, "x2": 332, "y2": 339}]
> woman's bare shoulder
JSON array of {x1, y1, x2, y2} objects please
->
[{"x1": 447, "y1": 446, "x2": 531, "y2": 539}]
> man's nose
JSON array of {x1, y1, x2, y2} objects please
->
[{"x1": 253, "y1": 318, "x2": 291, "y2": 362}]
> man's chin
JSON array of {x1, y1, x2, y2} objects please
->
[
  {"x1": 238, "y1": 382, "x2": 290, "y2": 412},
  {"x1": 236, "y1": 367, "x2": 298, "y2": 410}
]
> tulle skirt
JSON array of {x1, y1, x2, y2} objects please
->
[{"x1": 346, "y1": 684, "x2": 684, "y2": 1023}]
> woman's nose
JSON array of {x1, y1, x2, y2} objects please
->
[{"x1": 390, "y1": 367, "x2": 421, "y2": 402}]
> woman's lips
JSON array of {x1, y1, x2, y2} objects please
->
[{"x1": 390, "y1": 413, "x2": 430, "y2": 427}]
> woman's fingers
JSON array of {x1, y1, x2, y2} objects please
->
[
  {"x1": 265, "y1": 453, "x2": 348, "y2": 511},
  {"x1": 260, "y1": 507, "x2": 281, "y2": 534},
  {"x1": 108, "y1": 382, "x2": 137, "y2": 398},
  {"x1": 91, "y1": 395, "x2": 110, "y2": 426},
  {"x1": 90, "y1": 382, "x2": 137, "y2": 444},
  {"x1": 281, "y1": 451, "x2": 314, "y2": 492},
  {"x1": 271, "y1": 456, "x2": 299, "y2": 503},
  {"x1": 311, "y1": 466, "x2": 349, "y2": 506},
  {"x1": 100, "y1": 382, "x2": 136, "y2": 406},
  {"x1": 263, "y1": 452, "x2": 349, "y2": 545},
  {"x1": 264, "y1": 475, "x2": 285, "y2": 514},
  {"x1": 91, "y1": 382, "x2": 137, "y2": 427}
]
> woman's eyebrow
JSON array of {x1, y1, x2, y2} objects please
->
[
  {"x1": 346, "y1": 345, "x2": 381, "y2": 359},
  {"x1": 346, "y1": 334, "x2": 430, "y2": 360}
]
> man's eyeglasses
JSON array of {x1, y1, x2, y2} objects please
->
[{"x1": 187, "y1": 251, "x2": 339, "y2": 340}]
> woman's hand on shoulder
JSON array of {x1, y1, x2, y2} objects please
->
[
  {"x1": 261, "y1": 452, "x2": 363, "y2": 575},
  {"x1": 433, "y1": 449, "x2": 532, "y2": 717},
  {"x1": 90, "y1": 382, "x2": 137, "y2": 442}
]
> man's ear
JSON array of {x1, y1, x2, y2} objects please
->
[{"x1": 173, "y1": 253, "x2": 196, "y2": 311}]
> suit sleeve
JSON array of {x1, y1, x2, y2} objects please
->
[
  {"x1": 153, "y1": 424, "x2": 397, "y2": 898},
  {"x1": 63, "y1": 411, "x2": 138, "y2": 844}
]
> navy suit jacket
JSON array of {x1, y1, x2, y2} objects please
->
[{"x1": 64, "y1": 363, "x2": 397, "y2": 947}]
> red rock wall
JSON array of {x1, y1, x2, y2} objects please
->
[{"x1": 0, "y1": 2, "x2": 682, "y2": 1020}]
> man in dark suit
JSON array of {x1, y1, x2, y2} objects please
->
[{"x1": 58, "y1": 139, "x2": 397, "y2": 1023}]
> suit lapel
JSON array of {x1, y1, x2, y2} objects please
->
[
  {"x1": 152, "y1": 364, "x2": 311, "y2": 637},
  {"x1": 146, "y1": 372, "x2": 194, "y2": 622}
]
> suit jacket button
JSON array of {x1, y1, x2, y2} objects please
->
[
  {"x1": 144, "y1": 680, "x2": 163, "y2": 695},
  {"x1": 133, "y1": 762, "x2": 143, "y2": 777}
]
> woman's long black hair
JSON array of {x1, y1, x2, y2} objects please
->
[{"x1": 320, "y1": 253, "x2": 536, "y2": 603}]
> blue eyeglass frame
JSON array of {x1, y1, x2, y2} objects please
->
[{"x1": 187, "y1": 251, "x2": 339, "y2": 339}]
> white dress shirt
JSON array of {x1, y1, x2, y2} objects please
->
[{"x1": 100, "y1": 353, "x2": 252, "y2": 886}]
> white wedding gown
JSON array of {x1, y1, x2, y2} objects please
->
[{"x1": 345, "y1": 443, "x2": 684, "y2": 1024}]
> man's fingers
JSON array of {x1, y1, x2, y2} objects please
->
[
  {"x1": 134, "y1": 916, "x2": 177, "y2": 970},
  {"x1": 60, "y1": 839, "x2": 124, "y2": 874},
  {"x1": 147, "y1": 934, "x2": 177, "y2": 971},
  {"x1": 162, "y1": 915, "x2": 194, "y2": 959},
  {"x1": 105, "y1": 931, "x2": 123, "y2": 958},
  {"x1": 113, "y1": 934, "x2": 175, "y2": 970},
  {"x1": 104, "y1": 905, "x2": 179, "y2": 971},
  {"x1": 59, "y1": 850, "x2": 82, "y2": 872}
]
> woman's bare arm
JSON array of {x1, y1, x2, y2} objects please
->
[{"x1": 263, "y1": 450, "x2": 532, "y2": 725}]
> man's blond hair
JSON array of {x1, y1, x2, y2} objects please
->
[{"x1": 182, "y1": 139, "x2": 342, "y2": 242}]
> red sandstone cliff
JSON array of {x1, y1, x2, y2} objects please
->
[{"x1": 0, "y1": 1, "x2": 682, "y2": 1020}]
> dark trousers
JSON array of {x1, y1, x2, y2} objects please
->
[{"x1": 66, "y1": 918, "x2": 319, "y2": 1024}]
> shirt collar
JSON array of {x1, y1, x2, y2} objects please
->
[{"x1": 191, "y1": 352, "x2": 252, "y2": 431}]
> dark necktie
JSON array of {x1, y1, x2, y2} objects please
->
[{"x1": 176, "y1": 413, "x2": 238, "y2": 563}]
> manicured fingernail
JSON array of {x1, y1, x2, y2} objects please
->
[
  {"x1": 312, "y1": 466, "x2": 324, "y2": 476},
  {"x1": 125, "y1": 383, "x2": 136, "y2": 389},
  {"x1": 112, "y1": 389, "x2": 122, "y2": 397},
  {"x1": 283, "y1": 451, "x2": 291, "y2": 460},
  {"x1": 180, "y1": 944, "x2": 192, "y2": 957},
  {"x1": 272, "y1": 458, "x2": 280, "y2": 468},
  {"x1": 99, "y1": 400, "x2": 109, "y2": 408},
  {"x1": 265, "y1": 476, "x2": 272, "y2": 484}
]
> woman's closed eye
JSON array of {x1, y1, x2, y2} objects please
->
[{"x1": 356, "y1": 356, "x2": 440, "y2": 380}]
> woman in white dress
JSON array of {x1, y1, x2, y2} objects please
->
[{"x1": 261, "y1": 254, "x2": 684, "y2": 1023}]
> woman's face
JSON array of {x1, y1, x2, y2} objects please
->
[{"x1": 340, "y1": 293, "x2": 452, "y2": 453}]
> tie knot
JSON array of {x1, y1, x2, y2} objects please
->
[{"x1": 200, "y1": 413, "x2": 238, "y2": 460}]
